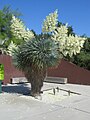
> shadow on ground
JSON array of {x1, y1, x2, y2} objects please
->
[{"x1": 2, "y1": 83, "x2": 31, "y2": 95}]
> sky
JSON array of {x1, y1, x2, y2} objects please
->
[{"x1": 0, "y1": 0, "x2": 90, "y2": 37}]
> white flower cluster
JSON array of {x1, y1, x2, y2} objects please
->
[
  {"x1": 52, "y1": 26, "x2": 85, "y2": 57},
  {"x1": 42, "y1": 10, "x2": 86, "y2": 57},
  {"x1": 7, "y1": 41, "x2": 18, "y2": 56},
  {"x1": 10, "y1": 16, "x2": 34, "y2": 41},
  {"x1": 42, "y1": 10, "x2": 58, "y2": 32}
]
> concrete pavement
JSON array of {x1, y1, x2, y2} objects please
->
[{"x1": 0, "y1": 82, "x2": 90, "y2": 120}]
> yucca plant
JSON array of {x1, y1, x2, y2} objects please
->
[{"x1": 12, "y1": 38, "x2": 61, "y2": 96}]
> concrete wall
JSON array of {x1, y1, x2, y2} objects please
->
[
  {"x1": 48, "y1": 59, "x2": 90, "y2": 85},
  {"x1": 12, "y1": 65, "x2": 24, "y2": 78},
  {"x1": 0, "y1": 55, "x2": 24, "y2": 84},
  {"x1": 0, "y1": 55, "x2": 90, "y2": 85}
]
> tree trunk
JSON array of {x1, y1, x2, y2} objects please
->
[{"x1": 25, "y1": 67, "x2": 46, "y2": 97}]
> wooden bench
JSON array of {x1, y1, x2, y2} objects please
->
[{"x1": 44, "y1": 77, "x2": 67, "y2": 84}]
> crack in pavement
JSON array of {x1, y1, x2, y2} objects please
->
[{"x1": 52, "y1": 103, "x2": 90, "y2": 115}]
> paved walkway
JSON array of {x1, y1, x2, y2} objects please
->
[{"x1": 0, "y1": 83, "x2": 90, "y2": 120}]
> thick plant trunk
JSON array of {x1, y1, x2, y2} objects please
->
[
  {"x1": 25, "y1": 67, "x2": 46, "y2": 97},
  {"x1": 30, "y1": 77, "x2": 43, "y2": 96}
]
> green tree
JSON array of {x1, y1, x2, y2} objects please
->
[
  {"x1": 12, "y1": 38, "x2": 61, "y2": 96},
  {"x1": 11, "y1": 10, "x2": 86, "y2": 97},
  {"x1": 71, "y1": 37, "x2": 90, "y2": 70},
  {"x1": 0, "y1": 5, "x2": 21, "y2": 54}
]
